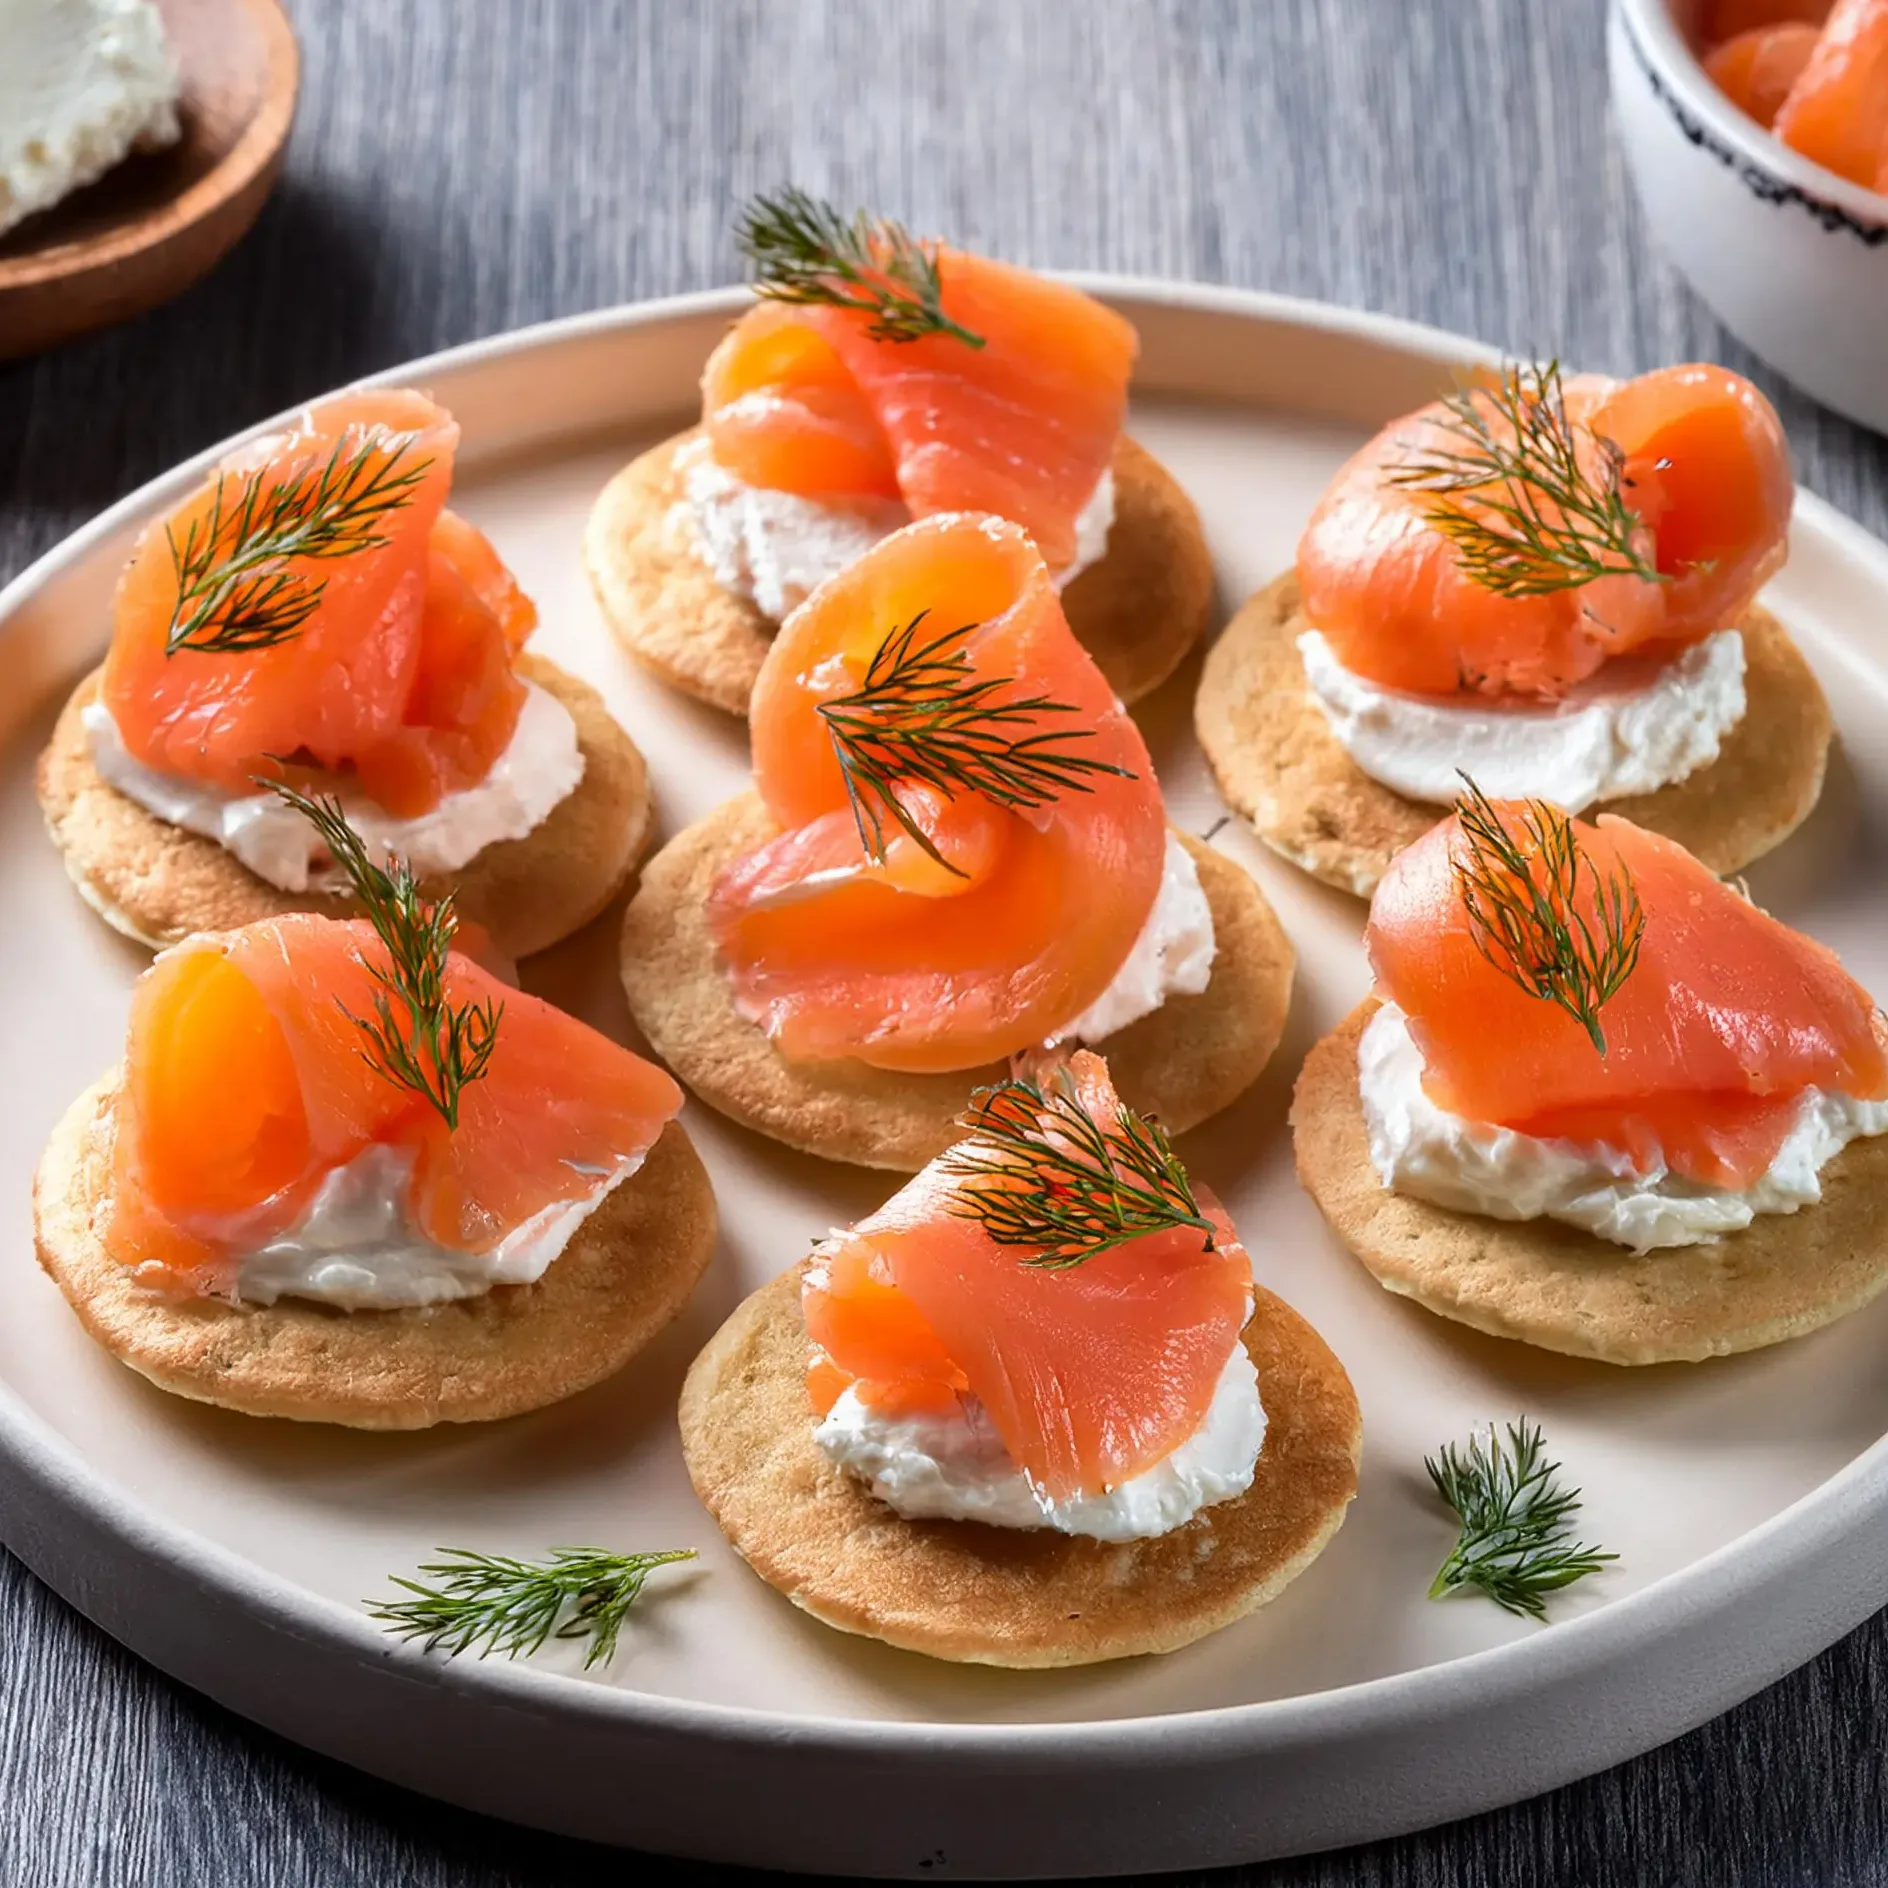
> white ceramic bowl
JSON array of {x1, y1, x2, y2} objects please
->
[{"x1": 1609, "y1": 0, "x2": 1888, "y2": 433}]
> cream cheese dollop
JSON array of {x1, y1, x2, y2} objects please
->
[
  {"x1": 1055, "y1": 831, "x2": 1216, "y2": 1043},
  {"x1": 812, "y1": 1325, "x2": 1264, "y2": 1541},
  {"x1": 1357, "y1": 1000, "x2": 1888, "y2": 1252},
  {"x1": 0, "y1": 0, "x2": 181, "y2": 238},
  {"x1": 680, "y1": 436, "x2": 1116, "y2": 622},
  {"x1": 231, "y1": 1140, "x2": 642, "y2": 1310},
  {"x1": 83, "y1": 681, "x2": 585, "y2": 894},
  {"x1": 1299, "y1": 628, "x2": 1747, "y2": 813}
]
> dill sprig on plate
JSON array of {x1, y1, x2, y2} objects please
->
[
  {"x1": 1451, "y1": 773, "x2": 1644, "y2": 1057},
  {"x1": 817, "y1": 609, "x2": 1130, "y2": 877},
  {"x1": 941, "y1": 1071, "x2": 1214, "y2": 1270},
  {"x1": 369, "y1": 1547, "x2": 696, "y2": 1668},
  {"x1": 1386, "y1": 359, "x2": 1662, "y2": 599},
  {"x1": 1425, "y1": 1420, "x2": 1617, "y2": 1620},
  {"x1": 266, "y1": 783, "x2": 501, "y2": 1129},
  {"x1": 164, "y1": 429, "x2": 432, "y2": 655},
  {"x1": 736, "y1": 186, "x2": 985, "y2": 348}
]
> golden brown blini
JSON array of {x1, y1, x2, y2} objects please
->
[
  {"x1": 583, "y1": 428, "x2": 1215, "y2": 716},
  {"x1": 1292, "y1": 1002, "x2": 1888, "y2": 1364},
  {"x1": 37, "y1": 653, "x2": 653, "y2": 960},
  {"x1": 620, "y1": 794, "x2": 1295, "y2": 1169},
  {"x1": 35, "y1": 1074, "x2": 718, "y2": 1427},
  {"x1": 1195, "y1": 574, "x2": 1832, "y2": 899},
  {"x1": 679, "y1": 1265, "x2": 1361, "y2": 1667}
]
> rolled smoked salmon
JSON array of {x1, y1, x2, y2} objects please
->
[
  {"x1": 1297, "y1": 365, "x2": 1792, "y2": 700},
  {"x1": 707, "y1": 513, "x2": 1166, "y2": 1073},
  {"x1": 101, "y1": 392, "x2": 539, "y2": 819}
]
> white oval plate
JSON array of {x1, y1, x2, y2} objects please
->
[{"x1": 4, "y1": 285, "x2": 1888, "y2": 1881}]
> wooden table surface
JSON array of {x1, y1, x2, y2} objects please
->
[{"x1": 4, "y1": 2, "x2": 1887, "y2": 1882}]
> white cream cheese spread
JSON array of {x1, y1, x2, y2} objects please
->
[
  {"x1": 1358, "y1": 1000, "x2": 1888, "y2": 1252},
  {"x1": 0, "y1": 0, "x2": 181, "y2": 237},
  {"x1": 84, "y1": 681, "x2": 585, "y2": 893},
  {"x1": 812, "y1": 1330, "x2": 1264, "y2": 1541},
  {"x1": 1055, "y1": 831, "x2": 1216, "y2": 1043},
  {"x1": 1299, "y1": 628, "x2": 1747, "y2": 813},
  {"x1": 230, "y1": 1140, "x2": 642, "y2": 1310},
  {"x1": 679, "y1": 436, "x2": 1117, "y2": 622}
]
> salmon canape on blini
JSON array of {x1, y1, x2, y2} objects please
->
[
  {"x1": 1293, "y1": 784, "x2": 1888, "y2": 1364},
  {"x1": 1197, "y1": 360, "x2": 1828, "y2": 898},
  {"x1": 39, "y1": 390, "x2": 654, "y2": 961},
  {"x1": 34, "y1": 793, "x2": 716, "y2": 1427},
  {"x1": 620, "y1": 512, "x2": 1293, "y2": 1170},
  {"x1": 681, "y1": 1051, "x2": 1360, "y2": 1667},
  {"x1": 584, "y1": 188, "x2": 1212, "y2": 715}
]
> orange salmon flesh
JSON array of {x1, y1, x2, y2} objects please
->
[
  {"x1": 709, "y1": 513, "x2": 1166, "y2": 1073},
  {"x1": 801, "y1": 1052, "x2": 1254, "y2": 1500},
  {"x1": 105, "y1": 914, "x2": 683, "y2": 1290},
  {"x1": 1296, "y1": 365, "x2": 1792, "y2": 701},
  {"x1": 1367, "y1": 806, "x2": 1887, "y2": 1188},
  {"x1": 702, "y1": 248, "x2": 1136, "y2": 572},
  {"x1": 102, "y1": 392, "x2": 540, "y2": 819}
]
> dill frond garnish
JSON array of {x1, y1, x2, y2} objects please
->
[
  {"x1": 1425, "y1": 1421, "x2": 1616, "y2": 1620},
  {"x1": 369, "y1": 1547, "x2": 695, "y2": 1668},
  {"x1": 164, "y1": 429, "x2": 432, "y2": 655},
  {"x1": 266, "y1": 783, "x2": 501, "y2": 1129},
  {"x1": 941, "y1": 1072, "x2": 1214, "y2": 1270},
  {"x1": 736, "y1": 186, "x2": 985, "y2": 348},
  {"x1": 1451, "y1": 774, "x2": 1644, "y2": 1057},
  {"x1": 817, "y1": 610, "x2": 1130, "y2": 877},
  {"x1": 1386, "y1": 360, "x2": 1662, "y2": 599}
]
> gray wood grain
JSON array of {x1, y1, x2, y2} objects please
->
[{"x1": 3, "y1": 1, "x2": 1887, "y2": 1882}]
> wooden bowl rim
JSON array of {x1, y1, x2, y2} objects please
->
[{"x1": 0, "y1": 0, "x2": 301, "y2": 293}]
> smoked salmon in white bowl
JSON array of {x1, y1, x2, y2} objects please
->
[{"x1": 1610, "y1": 0, "x2": 1888, "y2": 432}]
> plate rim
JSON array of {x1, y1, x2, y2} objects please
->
[{"x1": 4, "y1": 274, "x2": 1887, "y2": 1781}]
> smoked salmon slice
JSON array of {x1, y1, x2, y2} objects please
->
[
  {"x1": 802, "y1": 1052, "x2": 1253, "y2": 1499},
  {"x1": 1367, "y1": 801, "x2": 1888, "y2": 1188},
  {"x1": 1770, "y1": 0, "x2": 1888, "y2": 186},
  {"x1": 1706, "y1": 21, "x2": 1824, "y2": 124},
  {"x1": 703, "y1": 209, "x2": 1136, "y2": 571},
  {"x1": 105, "y1": 912, "x2": 683, "y2": 1289},
  {"x1": 1296, "y1": 364, "x2": 1792, "y2": 700},
  {"x1": 101, "y1": 392, "x2": 535, "y2": 819},
  {"x1": 709, "y1": 513, "x2": 1165, "y2": 1073}
]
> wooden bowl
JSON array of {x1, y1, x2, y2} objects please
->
[{"x1": 0, "y1": 0, "x2": 299, "y2": 360}]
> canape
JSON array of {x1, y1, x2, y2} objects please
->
[
  {"x1": 34, "y1": 796, "x2": 715, "y2": 1426},
  {"x1": 682, "y1": 1051, "x2": 1360, "y2": 1666},
  {"x1": 621, "y1": 512, "x2": 1293, "y2": 1169},
  {"x1": 39, "y1": 390, "x2": 652, "y2": 960},
  {"x1": 584, "y1": 189, "x2": 1213, "y2": 715},
  {"x1": 1293, "y1": 785, "x2": 1888, "y2": 1363},
  {"x1": 1197, "y1": 362, "x2": 1829, "y2": 897}
]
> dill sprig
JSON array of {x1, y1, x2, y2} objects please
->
[
  {"x1": 1451, "y1": 774, "x2": 1644, "y2": 1057},
  {"x1": 1386, "y1": 360, "x2": 1662, "y2": 598},
  {"x1": 266, "y1": 783, "x2": 501, "y2": 1129},
  {"x1": 369, "y1": 1547, "x2": 696, "y2": 1668},
  {"x1": 165, "y1": 429, "x2": 432, "y2": 654},
  {"x1": 941, "y1": 1071, "x2": 1214, "y2": 1270},
  {"x1": 818, "y1": 610, "x2": 1130, "y2": 877},
  {"x1": 1425, "y1": 1421, "x2": 1617, "y2": 1620},
  {"x1": 736, "y1": 186, "x2": 984, "y2": 348}
]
